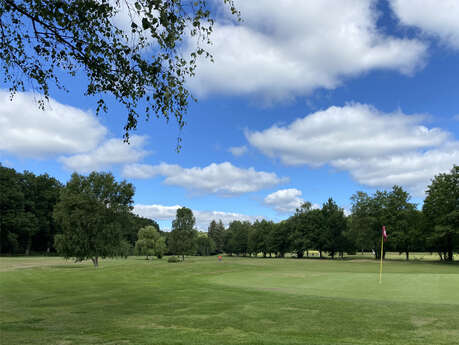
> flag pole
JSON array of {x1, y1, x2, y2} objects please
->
[{"x1": 379, "y1": 227, "x2": 384, "y2": 284}]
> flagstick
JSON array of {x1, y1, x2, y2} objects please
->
[{"x1": 378, "y1": 230, "x2": 384, "y2": 284}]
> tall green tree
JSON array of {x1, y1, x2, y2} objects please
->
[
  {"x1": 385, "y1": 186, "x2": 419, "y2": 261},
  {"x1": 196, "y1": 232, "x2": 216, "y2": 256},
  {"x1": 53, "y1": 172, "x2": 135, "y2": 267},
  {"x1": 227, "y1": 221, "x2": 250, "y2": 256},
  {"x1": 1, "y1": 0, "x2": 238, "y2": 144},
  {"x1": 0, "y1": 165, "x2": 24, "y2": 254},
  {"x1": 208, "y1": 220, "x2": 225, "y2": 253},
  {"x1": 423, "y1": 166, "x2": 458, "y2": 261},
  {"x1": 321, "y1": 198, "x2": 347, "y2": 259},
  {"x1": 135, "y1": 225, "x2": 166, "y2": 259},
  {"x1": 0, "y1": 166, "x2": 62, "y2": 255},
  {"x1": 350, "y1": 190, "x2": 388, "y2": 259},
  {"x1": 270, "y1": 221, "x2": 292, "y2": 258},
  {"x1": 168, "y1": 207, "x2": 197, "y2": 261}
]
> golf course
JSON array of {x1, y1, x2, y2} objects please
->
[{"x1": 1, "y1": 255, "x2": 458, "y2": 345}]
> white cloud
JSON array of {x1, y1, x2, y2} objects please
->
[
  {"x1": 247, "y1": 104, "x2": 448, "y2": 166},
  {"x1": 247, "y1": 103, "x2": 457, "y2": 196},
  {"x1": 0, "y1": 91, "x2": 106, "y2": 158},
  {"x1": 123, "y1": 161, "x2": 287, "y2": 196},
  {"x1": 333, "y1": 143, "x2": 459, "y2": 196},
  {"x1": 264, "y1": 188, "x2": 304, "y2": 214},
  {"x1": 389, "y1": 0, "x2": 459, "y2": 49},
  {"x1": 134, "y1": 204, "x2": 263, "y2": 230},
  {"x1": 187, "y1": 0, "x2": 426, "y2": 100},
  {"x1": 228, "y1": 145, "x2": 248, "y2": 157},
  {"x1": 59, "y1": 135, "x2": 148, "y2": 173}
]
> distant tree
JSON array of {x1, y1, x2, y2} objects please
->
[
  {"x1": 423, "y1": 166, "x2": 458, "y2": 261},
  {"x1": 53, "y1": 172, "x2": 134, "y2": 267},
  {"x1": 385, "y1": 186, "x2": 419, "y2": 261},
  {"x1": 270, "y1": 221, "x2": 292, "y2": 258},
  {"x1": 135, "y1": 225, "x2": 165, "y2": 259},
  {"x1": 0, "y1": 166, "x2": 62, "y2": 255},
  {"x1": 168, "y1": 207, "x2": 197, "y2": 261},
  {"x1": 227, "y1": 221, "x2": 250, "y2": 256},
  {"x1": 289, "y1": 202, "x2": 314, "y2": 258},
  {"x1": 321, "y1": 198, "x2": 347, "y2": 259},
  {"x1": 307, "y1": 209, "x2": 327, "y2": 258},
  {"x1": 350, "y1": 190, "x2": 387, "y2": 259},
  {"x1": 222, "y1": 227, "x2": 235, "y2": 256},
  {"x1": 196, "y1": 232, "x2": 216, "y2": 256},
  {"x1": 123, "y1": 213, "x2": 160, "y2": 247},
  {"x1": 208, "y1": 220, "x2": 225, "y2": 253},
  {"x1": 0, "y1": 165, "x2": 24, "y2": 254},
  {"x1": 21, "y1": 172, "x2": 62, "y2": 254},
  {"x1": 248, "y1": 220, "x2": 263, "y2": 256}
]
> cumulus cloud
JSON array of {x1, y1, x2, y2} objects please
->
[
  {"x1": 228, "y1": 145, "x2": 248, "y2": 157},
  {"x1": 333, "y1": 143, "x2": 459, "y2": 196},
  {"x1": 123, "y1": 161, "x2": 287, "y2": 196},
  {"x1": 187, "y1": 0, "x2": 426, "y2": 100},
  {"x1": 264, "y1": 188, "x2": 304, "y2": 214},
  {"x1": 134, "y1": 204, "x2": 263, "y2": 230},
  {"x1": 247, "y1": 104, "x2": 448, "y2": 166},
  {"x1": 0, "y1": 91, "x2": 106, "y2": 158},
  {"x1": 389, "y1": 0, "x2": 459, "y2": 49},
  {"x1": 247, "y1": 103, "x2": 457, "y2": 196},
  {"x1": 59, "y1": 135, "x2": 148, "y2": 173}
]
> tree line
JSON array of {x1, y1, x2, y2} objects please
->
[
  {"x1": 1, "y1": 164, "x2": 457, "y2": 263},
  {"x1": 0, "y1": 166, "x2": 157, "y2": 257}
]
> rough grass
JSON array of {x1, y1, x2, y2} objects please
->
[{"x1": 1, "y1": 256, "x2": 458, "y2": 345}]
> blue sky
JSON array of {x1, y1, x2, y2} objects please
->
[{"x1": 1, "y1": 0, "x2": 458, "y2": 230}]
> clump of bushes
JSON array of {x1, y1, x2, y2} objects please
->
[{"x1": 167, "y1": 256, "x2": 181, "y2": 263}]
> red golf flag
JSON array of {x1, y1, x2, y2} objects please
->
[{"x1": 382, "y1": 226, "x2": 387, "y2": 241}]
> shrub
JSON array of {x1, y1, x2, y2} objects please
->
[{"x1": 167, "y1": 256, "x2": 181, "y2": 263}]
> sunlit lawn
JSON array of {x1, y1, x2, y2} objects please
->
[{"x1": 1, "y1": 255, "x2": 458, "y2": 345}]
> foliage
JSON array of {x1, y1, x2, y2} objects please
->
[
  {"x1": 196, "y1": 232, "x2": 215, "y2": 256},
  {"x1": 122, "y1": 213, "x2": 160, "y2": 248},
  {"x1": 226, "y1": 220, "x2": 250, "y2": 256},
  {"x1": 423, "y1": 165, "x2": 458, "y2": 261},
  {"x1": 168, "y1": 207, "x2": 197, "y2": 260},
  {"x1": 135, "y1": 225, "x2": 166, "y2": 259},
  {"x1": 0, "y1": 165, "x2": 62, "y2": 255},
  {"x1": 321, "y1": 198, "x2": 348, "y2": 259},
  {"x1": 207, "y1": 220, "x2": 225, "y2": 253},
  {"x1": 53, "y1": 172, "x2": 134, "y2": 267},
  {"x1": 0, "y1": 0, "x2": 239, "y2": 145},
  {"x1": 167, "y1": 255, "x2": 181, "y2": 263}
]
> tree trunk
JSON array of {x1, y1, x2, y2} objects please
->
[
  {"x1": 182, "y1": 254, "x2": 185, "y2": 261},
  {"x1": 91, "y1": 257, "x2": 99, "y2": 267},
  {"x1": 447, "y1": 248, "x2": 453, "y2": 262},
  {"x1": 297, "y1": 251, "x2": 304, "y2": 258},
  {"x1": 319, "y1": 250, "x2": 322, "y2": 258},
  {"x1": 306, "y1": 250, "x2": 309, "y2": 257},
  {"x1": 405, "y1": 251, "x2": 409, "y2": 261},
  {"x1": 25, "y1": 234, "x2": 32, "y2": 255}
]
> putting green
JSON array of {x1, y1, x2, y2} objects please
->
[{"x1": 209, "y1": 270, "x2": 459, "y2": 305}]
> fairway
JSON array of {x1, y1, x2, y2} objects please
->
[{"x1": 1, "y1": 256, "x2": 458, "y2": 345}]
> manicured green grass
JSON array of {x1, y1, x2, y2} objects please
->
[{"x1": 1, "y1": 256, "x2": 458, "y2": 345}]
